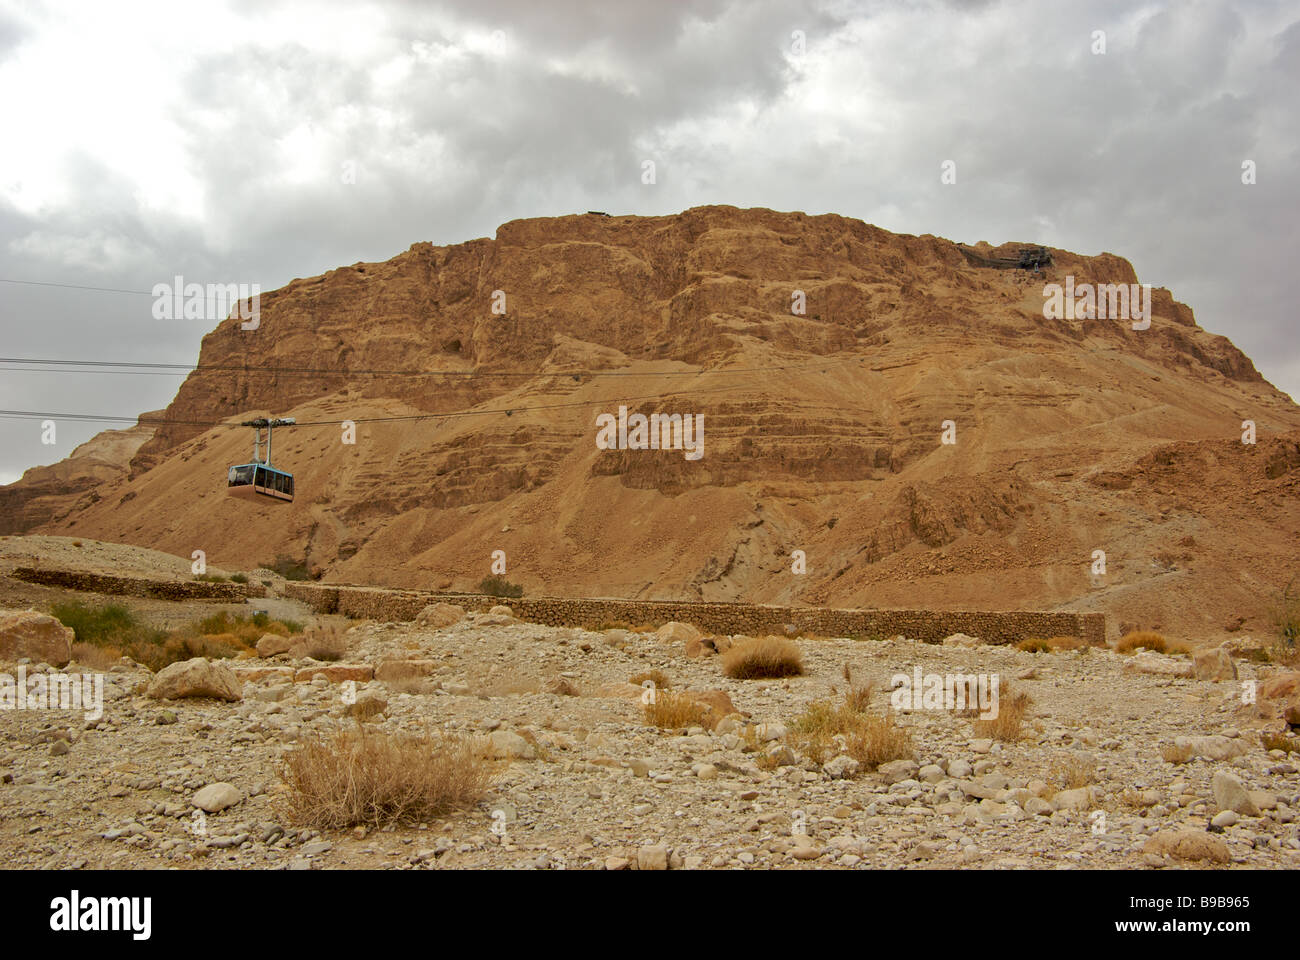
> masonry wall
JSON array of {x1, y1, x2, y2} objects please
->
[
  {"x1": 281, "y1": 582, "x2": 1106, "y2": 646},
  {"x1": 11, "y1": 567, "x2": 266, "y2": 602}
]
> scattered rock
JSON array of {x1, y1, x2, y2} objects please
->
[
  {"x1": 0, "y1": 609, "x2": 73, "y2": 667},
  {"x1": 255, "y1": 634, "x2": 294, "y2": 658},
  {"x1": 1143, "y1": 829, "x2": 1231, "y2": 864},
  {"x1": 192, "y1": 782, "x2": 243, "y2": 813},
  {"x1": 414, "y1": 603, "x2": 465, "y2": 629},
  {"x1": 146, "y1": 658, "x2": 243, "y2": 702},
  {"x1": 1193, "y1": 646, "x2": 1236, "y2": 682},
  {"x1": 1211, "y1": 771, "x2": 1258, "y2": 816}
]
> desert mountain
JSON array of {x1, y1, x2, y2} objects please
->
[{"x1": 4, "y1": 206, "x2": 1298, "y2": 640}]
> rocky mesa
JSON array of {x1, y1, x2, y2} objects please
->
[{"x1": 3, "y1": 205, "x2": 1298, "y2": 641}]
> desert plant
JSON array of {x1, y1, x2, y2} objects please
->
[
  {"x1": 972, "y1": 684, "x2": 1031, "y2": 742},
  {"x1": 786, "y1": 692, "x2": 912, "y2": 770},
  {"x1": 52, "y1": 600, "x2": 142, "y2": 647},
  {"x1": 629, "y1": 669, "x2": 671, "y2": 691},
  {"x1": 721, "y1": 636, "x2": 804, "y2": 679},
  {"x1": 478, "y1": 575, "x2": 523, "y2": 599},
  {"x1": 1261, "y1": 731, "x2": 1298, "y2": 754},
  {"x1": 1047, "y1": 752, "x2": 1097, "y2": 790},
  {"x1": 1016, "y1": 637, "x2": 1051, "y2": 653},
  {"x1": 229, "y1": 572, "x2": 249, "y2": 584},
  {"x1": 1116, "y1": 630, "x2": 1167, "y2": 654},
  {"x1": 70, "y1": 642, "x2": 121, "y2": 670},
  {"x1": 279, "y1": 727, "x2": 496, "y2": 829},
  {"x1": 643, "y1": 690, "x2": 712, "y2": 731},
  {"x1": 291, "y1": 624, "x2": 348, "y2": 661}
]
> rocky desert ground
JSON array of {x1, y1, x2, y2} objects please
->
[{"x1": 1, "y1": 538, "x2": 1297, "y2": 872}]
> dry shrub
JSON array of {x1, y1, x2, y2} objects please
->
[
  {"x1": 1047, "y1": 752, "x2": 1097, "y2": 789},
  {"x1": 972, "y1": 684, "x2": 1031, "y2": 742},
  {"x1": 629, "y1": 669, "x2": 671, "y2": 691},
  {"x1": 292, "y1": 624, "x2": 348, "y2": 662},
  {"x1": 1261, "y1": 731, "x2": 1298, "y2": 754},
  {"x1": 841, "y1": 663, "x2": 873, "y2": 712},
  {"x1": 71, "y1": 642, "x2": 121, "y2": 670},
  {"x1": 643, "y1": 690, "x2": 712, "y2": 731},
  {"x1": 1046, "y1": 635, "x2": 1087, "y2": 651},
  {"x1": 787, "y1": 693, "x2": 912, "y2": 770},
  {"x1": 1117, "y1": 630, "x2": 1167, "y2": 654},
  {"x1": 1161, "y1": 742, "x2": 1194, "y2": 764},
  {"x1": 1016, "y1": 638, "x2": 1051, "y2": 653},
  {"x1": 722, "y1": 636, "x2": 804, "y2": 679},
  {"x1": 279, "y1": 726, "x2": 496, "y2": 829}
]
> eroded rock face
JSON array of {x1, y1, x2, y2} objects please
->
[
  {"x1": 0, "y1": 609, "x2": 73, "y2": 667},
  {"x1": 146, "y1": 658, "x2": 243, "y2": 702},
  {"x1": 7, "y1": 207, "x2": 1299, "y2": 641}
]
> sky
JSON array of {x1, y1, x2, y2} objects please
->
[{"x1": 1, "y1": 0, "x2": 1296, "y2": 484}]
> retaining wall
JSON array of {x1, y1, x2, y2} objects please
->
[
  {"x1": 10, "y1": 567, "x2": 266, "y2": 602},
  {"x1": 281, "y1": 582, "x2": 1105, "y2": 646}
]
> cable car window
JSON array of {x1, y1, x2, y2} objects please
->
[
  {"x1": 228, "y1": 465, "x2": 253, "y2": 485},
  {"x1": 285, "y1": 476, "x2": 294, "y2": 496}
]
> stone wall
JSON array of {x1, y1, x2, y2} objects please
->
[
  {"x1": 282, "y1": 582, "x2": 1106, "y2": 646},
  {"x1": 10, "y1": 567, "x2": 266, "y2": 602}
]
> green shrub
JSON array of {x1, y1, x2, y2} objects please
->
[{"x1": 478, "y1": 575, "x2": 523, "y2": 598}]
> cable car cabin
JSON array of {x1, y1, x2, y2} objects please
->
[{"x1": 227, "y1": 463, "x2": 294, "y2": 502}]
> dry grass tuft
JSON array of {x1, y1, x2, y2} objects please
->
[
  {"x1": 1116, "y1": 630, "x2": 1167, "y2": 654},
  {"x1": 279, "y1": 726, "x2": 496, "y2": 829},
  {"x1": 1047, "y1": 752, "x2": 1097, "y2": 789},
  {"x1": 1261, "y1": 731, "x2": 1299, "y2": 754},
  {"x1": 629, "y1": 669, "x2": 671, "y2": 691},
  {"x1": 1016, "y1": 637, "x2": 1051, "y2": 653},
  {"x1": 787, "y1": 692, "x2": 912, "y2": 770},
  {"x1": 721, "y1": 636, "x2": 804, "y2": 679},
  {"x1": 291, "y1": 624, "x2": 348, "y2": 661},
  {"x1": 643, "y1": 690, "x2": 712, "y2": 731},
  {"x1": 972, "y1": 683, "x2": 1031, "y2": 742},
  {"x1": 71, "y1": 642, "x2": 121, "y2": 670},
  {"x1": 841, "y1": 662, "x2": 874, "y2": 712}
]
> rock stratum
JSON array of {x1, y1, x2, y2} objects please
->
[{"x1": 4, "y1": 206, "x2": 1298, "y2": 640}]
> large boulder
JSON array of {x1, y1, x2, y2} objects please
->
[
  {"x1": 146, "y1": 657, "x2": 243, "y2": 701},
  {"x1": 1173, "y1": 735, "x2": 1248, "y2": 761},
  {"x1": 1211, "y1": 771, "x2": 1259, "y2": 816},
  {"x1": 0, "y1": 609, "x2": 73, "y2": 667},
  {"x1": 1193, "y1": 646, "x2": 1237, "y2": 681},
  {"x1": 656, "y1": 621, "x2": 702, "y2": 647},
  {"x1": 255, "y1": 633, "x2": 294, "y2": 657},
  {"x1": 1144, "y1": 829, "x2": 1230, "y2": 863},
  {"x1": 414, "y1": 603, "x2": 465, "y2": 629},
  {"x1": 1261, "y1": 672, "x2": 1300, "y2": 700},
  {"x1": 192, "y1": 782, "x2": 243, "y2": 813}
]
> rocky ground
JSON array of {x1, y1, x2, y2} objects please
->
[{"x1": 1, "y1": 592, "x2": 1298, "y2": 871}]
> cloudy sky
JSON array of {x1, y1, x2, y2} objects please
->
[{"x1": 1, "y1": 0, "x2": 1296, "y2": 483}]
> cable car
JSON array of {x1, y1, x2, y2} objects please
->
[{"x1": 227, "y1": 417, "x2": 295, "y2": 503}]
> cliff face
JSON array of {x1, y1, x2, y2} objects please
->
[{"x1": 6, "y1": 206, "x2": 1299, "y2": 639}]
